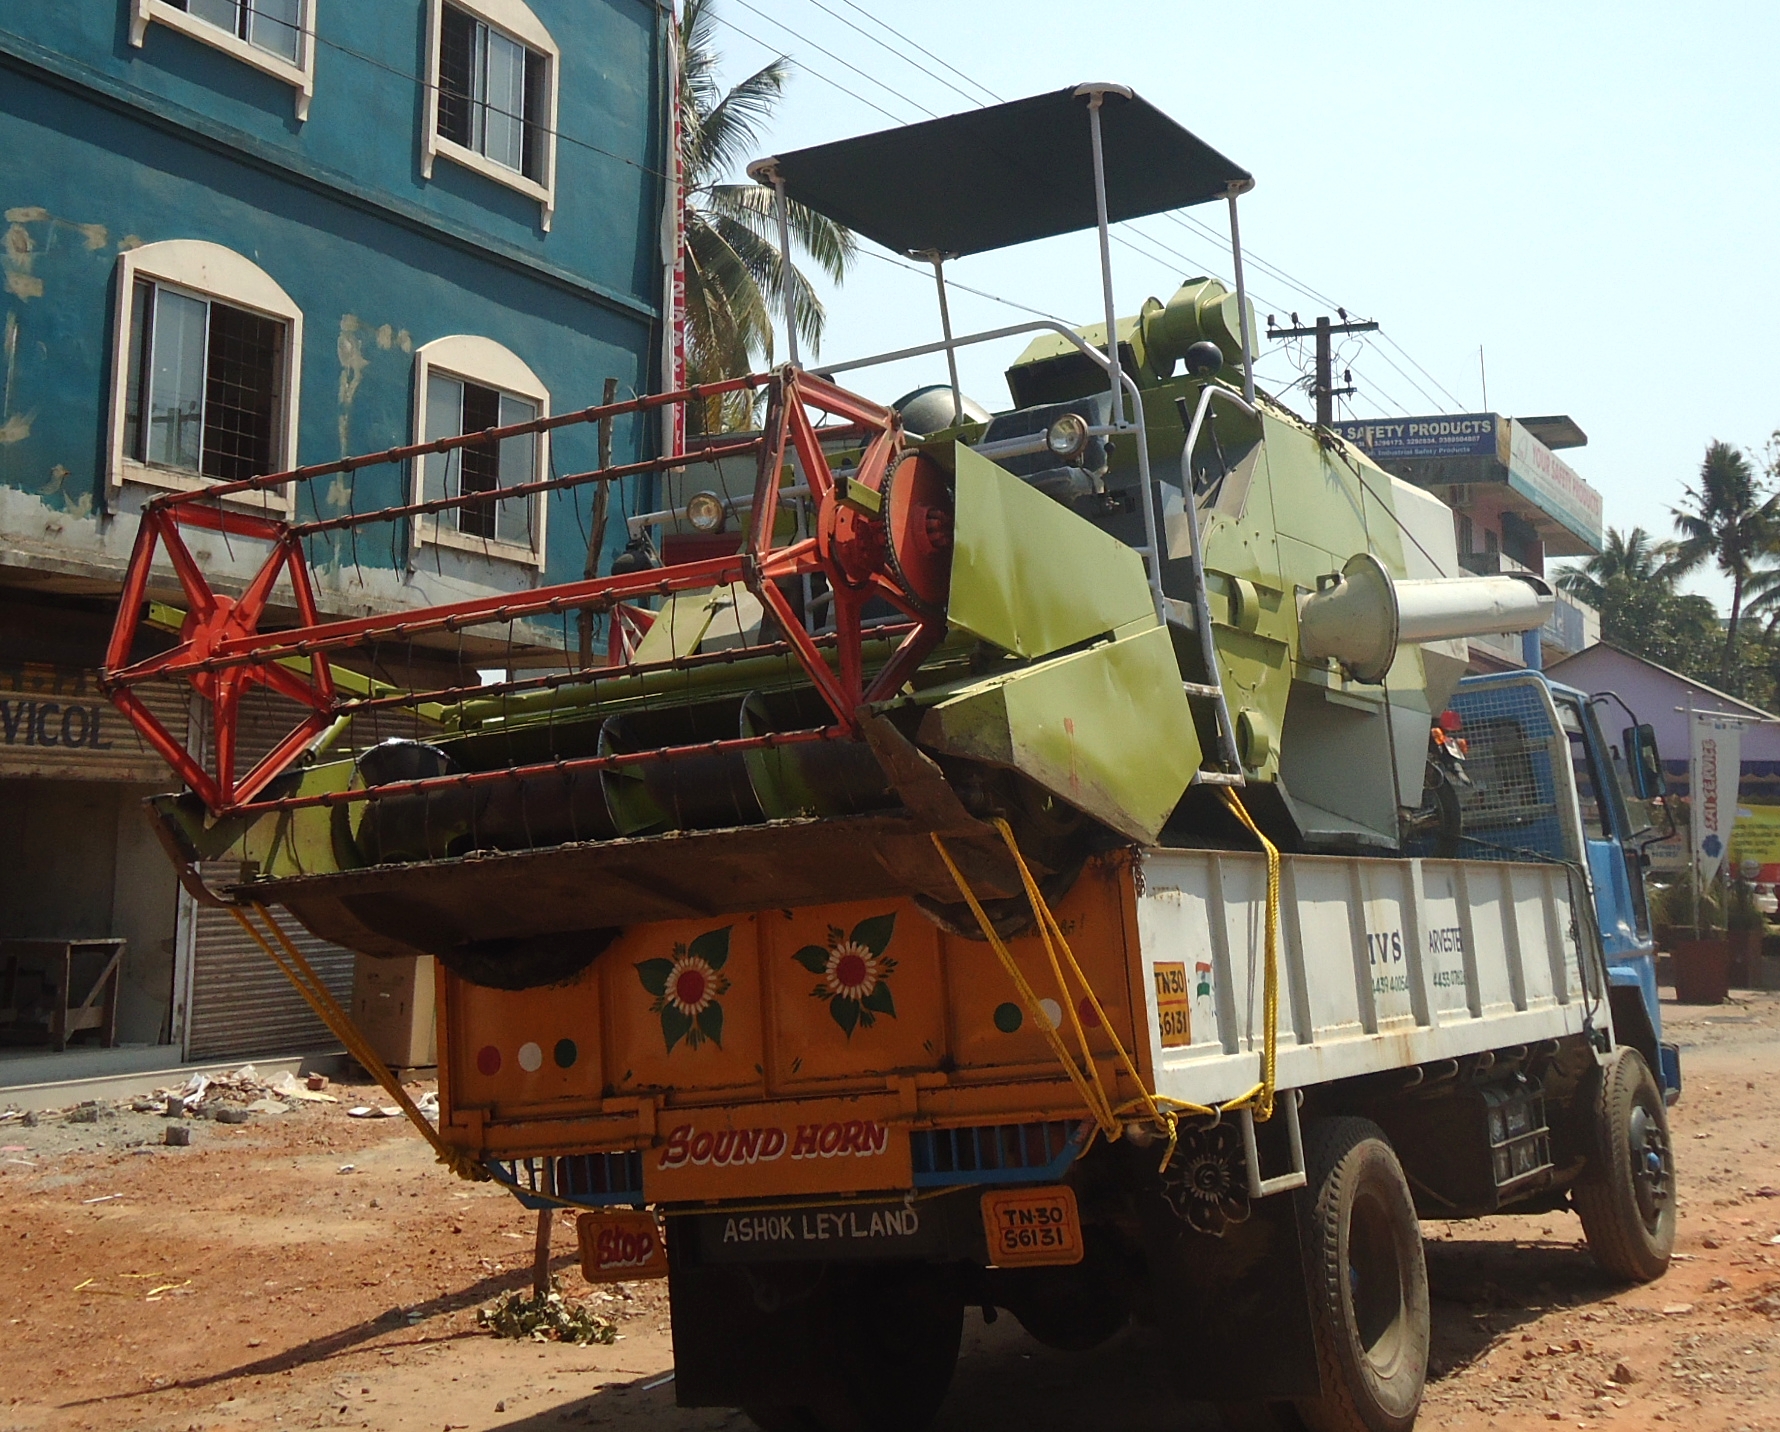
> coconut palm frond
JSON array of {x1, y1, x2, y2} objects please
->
[
  {"x1": 674, "y1": 1, "x2": 855, "y2": 429},
  {"x1": 711, "y1": 183, "x2": 856, "y2": 283}
]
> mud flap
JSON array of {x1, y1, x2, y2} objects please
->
[{"x1": 1136, "y1": 1182, "x2": 1322, "y2": 1402}]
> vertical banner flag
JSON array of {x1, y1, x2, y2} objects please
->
[
  {"x1": 1690, "y1": 712, "x2": 1742, "y2": 886},
  {"x1": 660, "y1": 3, "x2": 686, "y2": 459}
]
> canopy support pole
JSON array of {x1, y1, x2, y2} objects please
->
[
  {"x1": 1226, "y1": 191, "x2": 1256, "y2": 405},
  {"x1": 762, "y1": 165, "x2": 801, "y2": 371},
  {"x1": 919, "y1": 250, "x2": 964, "y2": 425},
  {"x1": 1083, "y1": 90, "x2": 1124, "y2": 426}
]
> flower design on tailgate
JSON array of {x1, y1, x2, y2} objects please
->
[
  {"x1": 793, "y1": 914, "x2": 897, "y2": 1037},
  {"x1": 636, "y1": 926, "x2": 732, "y2": 1053}
]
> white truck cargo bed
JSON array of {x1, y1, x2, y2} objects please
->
[{"x1": 1136, "y1": 849, "x2": 1601, "y2": 1107}]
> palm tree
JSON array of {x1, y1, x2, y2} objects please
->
[
  {"x1": 1555, "y1": 525, "x2": 1721, "y2": 678},
  {"x1": 1670, "y1": 440, "x2": 1778, "y2": 685},
  {"x1": 1554, "y1": 526, "x2": 1679, "y2": 608},
  {"x1": 677, "y1": 0, "x2": 854, "y2": 430}
]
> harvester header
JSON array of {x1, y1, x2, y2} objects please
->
[{"x1": 102, "y1": 85, "x2": 1552, "y2": 993}]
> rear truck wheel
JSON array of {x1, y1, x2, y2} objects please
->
[
  {"x1": 1573, "y1": 1048, "x2": 1675, "y2": 1283},
  {"x1": 746, "y1": 1264, "x2": 963, "y2": 1432},
  {"x1": 1293, "y1": 1117, "x2": 1429, "y2": 1432}
]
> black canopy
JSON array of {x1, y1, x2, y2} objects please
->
[{"x1": 756, "y1": 86, "x2": 1252, "y2": 259}]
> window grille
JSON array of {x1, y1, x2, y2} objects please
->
[
  {"x1": 123, "y1": 279, "x2": 286, "y2": 485},
  {"x1": 436, "y1": 4, "x2": 549, "y2": 183}
]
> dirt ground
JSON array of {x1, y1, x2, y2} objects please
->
[{"x1": 3, "y1": 992, "x2": 1779, "y2": 1432}]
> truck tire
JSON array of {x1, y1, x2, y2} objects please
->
[
  {"x1": 1293, "y1": 1117, "x2": 1428, "y2": 1432},
  {"x1": 1573, "y1": 1048, "x2": 1675, "y2": 1283}
]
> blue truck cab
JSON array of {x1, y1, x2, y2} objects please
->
[{"x1": 1444, "y1": 671, "x2": 1681, "y2": 1102}]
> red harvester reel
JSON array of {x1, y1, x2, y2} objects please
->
[{"x1": 102, "y1": 369, "x2": 954, "y2": 817}]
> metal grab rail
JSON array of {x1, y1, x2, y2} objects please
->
[
  {"x1": 816, "y1": 318, "x2": 1169, "y2": 621},
  {"x1": 1176, "y1": 384, "x2": 1260, "y2": 776},
  {"x1": 822, "y1": 317, "x2": 1254, "y2": 780}
]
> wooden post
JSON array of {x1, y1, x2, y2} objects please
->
[
  {"x1": 531, "y1": 1159, "x2": 556, "y2": 1298},
  {"x1": 576, "y1": 377, "x2": 621, "y2": 668}
]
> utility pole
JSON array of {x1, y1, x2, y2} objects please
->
[{"x1": 1267, "y1": 311, "x2": 1380, "y2": 426}]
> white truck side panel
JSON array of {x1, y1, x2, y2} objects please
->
[{"x1": 1135, "y1": 850, "x2": 1600, "y2": 1109}]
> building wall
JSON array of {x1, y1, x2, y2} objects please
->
[
  {"x1": 0, "y1": 1, "x2": 668, "y2": 1060},
  {"x1": 0, "y1": 1, "x2": 666, "y2": 609},
  {"x1": 1548, "y1": 645, "x2": 1780, "y2": 766}
]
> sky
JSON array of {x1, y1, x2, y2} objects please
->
[{"x1": 699, "y1": 0, "x2": 1780, "y2": 609}]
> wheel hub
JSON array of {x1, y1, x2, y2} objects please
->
[{"x1": 1628, "y1": 1102, "x2": 1671, "y2": 1230}]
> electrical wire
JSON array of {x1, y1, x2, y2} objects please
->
[
  {"x1": 304, "y1": 28, "x2": 667, "y2": 180},
  {"x1": 824, "y1": 0, "x2": 1007, "y2": 103},
  {"x1": 1356, "y1": 336, "x2": 1452, "y2": 414},
  {"x1": 791, "y1": 0, "x2": 992, "y2": 110},
  {"x1": 716, "y1": 0, "x2": 1474, "y2": 419},
  {"x1": 725, "y1": 0, "x2": 940, "y2": 120},
  {"x1": 857, "y1": 247, "x2": 1075, "y2": 324},
  {"x1": 710, "y1": 14, "x2": 909, "y2": 126}
]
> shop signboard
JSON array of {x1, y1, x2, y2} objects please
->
[
  {"x1": 0, "y1": 662, "x2": 179, "y2": 781},
  {"x1": 1332, "y1": 413, "x2": 1500, "y2": 461},
  {"x1": 1730, "y1": 803, "x2": 1780, "y2": 884},
  {"x1": 1506, "y1": 421, "x2": 1605, "y2": 551}
]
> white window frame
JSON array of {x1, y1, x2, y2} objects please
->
[
  {"x1": 130, "y1": 0, "x2": 317, "y2": 121},
  {"x1": 411, "y1": 335, "x2": 550, "y2": 569},
  {"x1": 421, "y1": 0, "x2": 559, "y2": 230},
  {"x1": 108, "y1": 239, "x2": 303, "y2": 515}
]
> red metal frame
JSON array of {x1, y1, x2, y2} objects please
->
[{"x1": 102, "y1": 369, "x2": 950, "y2": 817}]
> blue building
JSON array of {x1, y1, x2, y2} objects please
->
[{"x1": 0, "y1": 0, "x2": 670, "y2": 1067}]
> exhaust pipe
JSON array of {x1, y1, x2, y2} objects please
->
[{"x1": 1299, "y1": 553, "x2": 1554, "y2": 682}]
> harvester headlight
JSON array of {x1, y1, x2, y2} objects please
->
[
  {"x1": 685, "y1": 491, "x2": 727, "y2": 534},
  {"x1": 1045, "y1": 412, "x2": 1090, "y2": 461}
]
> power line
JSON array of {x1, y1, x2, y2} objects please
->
[
  {"x1": 791, "y1": 0, "x2": 991, "y2": 110},
  {"x1": 306, "y1": 29, "x2": 668, "y2": 179},
  {"x1": 725, "y1": 0, "x2": 1474, "y2": 417},
  {"x1": 726, "y1": 0, "x2": 940, "y2": 120},
  {"x1": 858, "y1": 247, "x2": 1074, "y2": 324},
  {"x1": 824, "y1": 0, "x2": 1006, "y2": 103},
  {"x1": 710, "y1": 14, "x2": 909, "y2": 126},
  {"x1": 1375, "y1": 330, "x2": 1469, "y2": 412},
  {"x1": 1357, "y1": 336, "x2": 1452, "y2": 414}
]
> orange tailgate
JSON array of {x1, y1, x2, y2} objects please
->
[{"x1": 439, "y1": 853, "x2": 1148, "y2": 1196}]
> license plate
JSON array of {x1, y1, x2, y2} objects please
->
[
  {"x1": 577, "y1": 1209, "x2": 667, "y2": 1283},
  {"x1": 979, "y1": 1185, "x2": 1083, "y2": 1267}
]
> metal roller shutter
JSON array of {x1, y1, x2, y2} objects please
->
[{"x1": 185, "y1": 690, "x2": 355, "y2": 1061}]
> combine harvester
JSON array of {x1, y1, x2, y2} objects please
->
[{"x1": 104, "y1": 86, "x2": 1680, "y2": 1432}]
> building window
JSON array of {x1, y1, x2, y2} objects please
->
[
  {"x1": 130, "y1": 0, "x2": 316, "y2": 119},
  {"x1": 109, "y1": 241, "x2": 303, "y2": 509},
  {"x1": 412, "y1": 335, "x2": 549, "y2": 566},
  {"x1": 123, "y1": 281, "x2": 287, "y2": 484},
  {"x1": 422, "y1": 0, "x2": 559, "y2": 229}
]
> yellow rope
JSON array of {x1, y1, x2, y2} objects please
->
[
  {"x1": 930, "y1": 789, "x2": 1284, "y2": 1171},
  {"x1": 1211, "y1": 788, "x2": 1281, "y2": 1122},
  {"x1": 926, "y1": 834, "x2": 1123, "y2": 1143},
  {"x1": 229, "y1": 904, "x2": 487, "y2": 1181}
]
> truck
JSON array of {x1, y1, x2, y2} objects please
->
[{"x1": 102, "y1": 85, "x2": 1680, "y2": 1432}]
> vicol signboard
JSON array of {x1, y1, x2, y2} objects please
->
[
  {"x1": 0, "y1": 662, "x2": 183, "y2": 781},
  {"x1": 1690, "y1": 713, "x2": 1743, "y2": 886}
]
